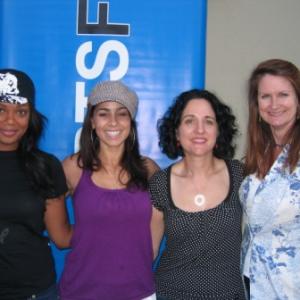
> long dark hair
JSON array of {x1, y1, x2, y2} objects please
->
[
  {"x1": 17, "y1": 103, "x2": 57, "y2": 198},
  {"x1": 158, "y1": 89, "x2": 238, "y2": 159},
  {"x1": 245, "y1": 59, "x2": 300, "y2": 177},
  {"x1": 78, "y1": 104, "x2": 148, "y2": 189},
  {"x1": 0, "y1": 68, "x2": 57, "y2": 198}
]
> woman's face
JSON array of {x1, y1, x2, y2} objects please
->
[
  {"x1": 176, "y1": 98, "x2": 218, "y2": 157},
  {"x1": 258, "y1": 74, "x2": 299, "y2": 138},
  {"x1": 0, "y1": 102, "x2": 30, "y2": 151},
  {"x1": 91, "y1": 101, "x2": 131, "y2": 150}
]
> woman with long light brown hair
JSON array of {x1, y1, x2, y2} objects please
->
[{"x1": 240, "y1": 59, "x2": 300, "y2": 299}]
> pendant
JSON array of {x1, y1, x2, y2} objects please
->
[{"x1": 194, "y1": 194, "x2": 206, "y2": 207}]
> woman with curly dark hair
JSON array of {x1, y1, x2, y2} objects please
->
[
  {"x1": 150, "y1": 89, "x2": 246, "y2": 300},
  {"x1": 0, "y1": 69, "x2": 72, "y2": 300}
]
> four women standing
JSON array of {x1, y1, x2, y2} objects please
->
[{"x1": 3, "y1": 59, "x2": 299, "y2": 299}]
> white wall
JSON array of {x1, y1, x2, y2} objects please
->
[{"x1": 206, "y1": 0, "x2": 300, "y2": 159}]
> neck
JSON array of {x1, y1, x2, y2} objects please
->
[
  {"x1": 99, "y1": 146, "x2": 124, "y2": 165},
  {"x1": 271, "y1": 127, "x2": 291, "y2": 148},
  {"x1": 181, "y1": 154, "x2": 217, "y2": 177}
]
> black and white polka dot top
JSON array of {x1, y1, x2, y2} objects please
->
[{"x1": 149, "y1": 159, "x2": 246, "y2": 300}]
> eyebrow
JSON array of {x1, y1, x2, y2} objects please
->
[
  {"x1": 0, "y1": 103, "x2": 30, "y2": 108},
  {"x1": 182, "y1": 114, "x2": 216, "y2": 120},
  {"x1": 258, "y1": 89, "x2": 292, "y2": 94},
  {"x1": 94, "y1": 106, "x2": 128, "y2": 112}
]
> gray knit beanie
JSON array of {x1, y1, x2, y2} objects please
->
[{"x1": 87, "y1": 80, "x2": 138, "y2": 118}]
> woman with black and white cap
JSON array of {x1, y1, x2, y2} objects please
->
[
  {"x1": 0, "y1": 69, "x2": 72, "y2": 300},
  {"x1": 59, "y1": 80, "x2": 159, "y2": 300}
]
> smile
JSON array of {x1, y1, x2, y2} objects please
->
[
  {"x1": 192, "y1": 137, "x2": 206, "y2": 143},
  {"x1": 268, "y1": 111, "x2": 284, "y2": 117},
  {"x1": 0, "y1": 129, "x2": 18, "y2": 137},
  {"x1": 106, "y1": 130, "x2": 121, "y2": 137}
]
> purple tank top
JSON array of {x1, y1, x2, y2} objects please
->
[{"x1": 59, "y1": 170, "x2": 155, "y2": 300}]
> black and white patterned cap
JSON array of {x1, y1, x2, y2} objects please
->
[
  {"x1": 87, "y1": 80, "x2": 138, "y2": 118},
  {"x1": 0, "y1": 69, "x2": 35, "y2": 105}
]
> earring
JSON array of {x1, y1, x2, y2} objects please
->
[
  {"x1": 258, "y1": 115, "x2": 262, "y2": 122},
  {"x1": 91, "y1": 129, "x2": 96, "y2": 144},
  {"x1": 131, "y1": 129, "x2": 136, "y2": 149}
]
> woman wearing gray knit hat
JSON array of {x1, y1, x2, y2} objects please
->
[{"x1": 59, "y1": 80, "x2": 159, "y2": 300}]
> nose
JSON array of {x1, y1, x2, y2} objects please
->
[
  {"x1": 5, "y1": 111, "x2": 16, "y2": 124},
  {"x1": 194, "y1": 120, "x2": 205, "y2": 133},
  {"x1": 270, "y1": 96, "x2": 278, "y2": 109},
  {"x1": 108, "y1": 114, "x2": 117, "y2": 125}
]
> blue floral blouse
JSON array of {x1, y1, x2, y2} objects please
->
[{"x1": 239, "y1": 146, "x2": 300, "y2": 300}]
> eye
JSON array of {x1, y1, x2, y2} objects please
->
[
  {"x1": 117, "y1": 110, "x2": 130, "y2": 118},
  {"x1": 182, "y1": 117, "x2": 194, "y2": 125},
  {"x1": 278, "y1": 92, "x2": 289, "y2": 97},
  {"x1": 95, "y1": 110, "x2": 108, "y2": 117},
  {"x1": 260, "y1": 94, "x2": 270, "y2": 100},
  {"x1": 205, "y1": 118, "x2": 215, "y2": 125},
  {"x1": 17, "y1": 109, "x2": 29, "y2": 116}
]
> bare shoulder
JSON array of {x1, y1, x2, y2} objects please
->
[
  {"x1": 63, "y1": 153, "x2": 83, "y2": 193},
  {"x1": 143, "y1": 156, "x2": 160, "y2": 178}
]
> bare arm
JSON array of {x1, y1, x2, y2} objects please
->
[
  {"x1": 44, "y1": 195, "x2": 72, "y2": 249},
  {"x1": 151, "y1": 206, "x2": 165, "y2": 259},
  {"x1": 44, "y1": 154, "x2": 82, "y2": 249},
  {"x1": 62, "y1": 154, "x2": 82, "y2": 195}
]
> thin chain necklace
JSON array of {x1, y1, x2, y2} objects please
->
[
  {"x1": 274, "y1": 143, "x2": 285, "y2": 148},
  {"x1": 182, "y1": 159, "x2": 216, "y2": 208},
  {"x1": 191, "y1": 178, "x2": 206, "y2": 207}
]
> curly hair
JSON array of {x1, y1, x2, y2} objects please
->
[
  {"x1": 245, "y1": 58, "x2": 300, "y2": 177},
  {"x1": 157, "y1": 89, "x2": 238, "y2": 159},
  {"x1": 77, "y1": 104, "x2": 148, "y2": 190}
]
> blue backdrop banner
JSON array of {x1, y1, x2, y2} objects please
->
[{"x1": 0, "y1": 0, "x2": 207, "y2": 278}]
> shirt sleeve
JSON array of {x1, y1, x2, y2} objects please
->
[
  {"x1": 149, "y1": 169, "x2": 167, "y2": 211},
  {"x1": 46, "y1": 154, "x2": 68, "y2": 198}
]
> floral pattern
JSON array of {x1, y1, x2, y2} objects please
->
[{"x1": 240, "y1": 146, "x2": 300, "y2": 300}]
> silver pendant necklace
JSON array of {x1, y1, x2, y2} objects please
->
[{"x1": 194, "y1": 193, "x2": 206, "y2": 207}]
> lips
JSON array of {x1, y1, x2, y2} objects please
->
[
  {"x1": 105, "y1": 130, "x2": 121, "y2": 138},
  {"x1": 268, "y1": 111, "x2": 283, "y2": 117},
  {"x1": 192, "y1": 137, "x2": 207, "y2": 144},
  {"x1": 0, "y1": 129, "x2": 18, "y2": 137}
]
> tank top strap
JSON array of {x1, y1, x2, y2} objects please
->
[{"x1": 73, "y1": 169, "x2": 92, "y2": 196}]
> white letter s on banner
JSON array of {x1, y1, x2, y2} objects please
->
[{"x1": 76, "y1": 40, "x2": 129, "y2": 80}]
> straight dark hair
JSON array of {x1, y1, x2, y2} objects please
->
[{"x1": 17, "y1": 103, "x2": 57, "y2": 198}]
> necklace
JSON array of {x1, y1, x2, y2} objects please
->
[
  {"x1": 190, "y1": 174, "x2": 207, "y2": 207},
  {"x1": 274, "y1": 143, "x2": 285, "y2": 148},
  {"x1": 194, "y1": 193, "x2": 206, "y2": 207}
]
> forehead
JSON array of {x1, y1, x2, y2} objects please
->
[
  {"x1": 258, "y1": 74, "x2": 294, "y2": 91},
  {"x1": 94, "y1": 101, "x2": 126, "y2": 110},
  {"x1": 0, "y1": 102, "x2": 30, "y2": 109},
  {"x1": 182, "y1": 98, "x2": 215, "y2": 116}
]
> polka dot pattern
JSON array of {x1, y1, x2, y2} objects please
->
[{"x1": 149, "y1": 160, "x2": 246, "y2": 300}]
